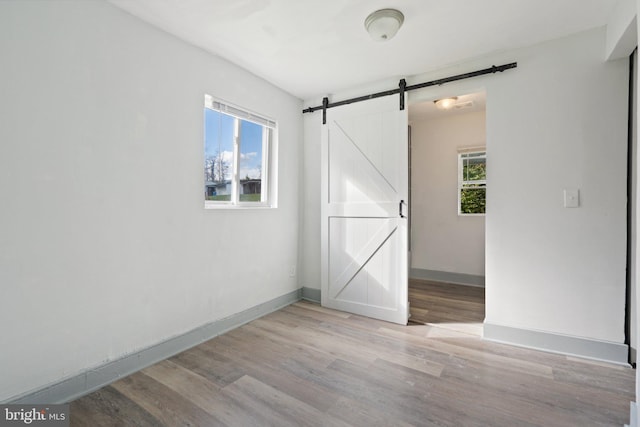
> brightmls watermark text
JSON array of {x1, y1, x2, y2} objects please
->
[{"x1": 0, "y1": 405, "x2": 68, "y2": 427}]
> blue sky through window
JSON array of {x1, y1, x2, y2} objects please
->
[
  {"x1": 239, "y1": 120, "x2": 263, "y2": 180},
  {"x1": 204, "y1": 109, "x2": 264, "y2": 180}
]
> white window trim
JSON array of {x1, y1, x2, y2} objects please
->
[
  {"x1": 204, "y1": 95, "x2": 278, "y2": 209},
  {"x1": 457, "y1": 148, "x2": 486, "y2": 216}
]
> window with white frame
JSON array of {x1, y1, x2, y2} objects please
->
[
  {"x1": 204, "y1": 95, "x2": 276, "y2": 208},
  {"x1": 458, "y1": 149, "x2": 486, "y2": 215}
]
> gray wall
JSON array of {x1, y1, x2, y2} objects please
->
[
  {"x1": 410, "y1": 110, "x2": 486, "y2": 278},
  {"x1": 0, "y1": 1, "x2": 302, "y2": 401},
  {"x1": 482, "y1": 28, "x2": 627, "y2": 344}
]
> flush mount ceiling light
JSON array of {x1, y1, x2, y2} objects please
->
[
  {"x1": 434, "y1": 97, "x2": 458, "y2": 110},
  {"x1": 364, "y1": 9, "x2": 404, "y2": 42}
]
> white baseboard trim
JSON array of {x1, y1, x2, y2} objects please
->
[
  {"x1": 7, "y1": 288, "x2": 302, "y2": 405},
  {"x1": 301, "y1": 287, "x2": 321, "y2": 303},
  {"x1": 410, "y1": 268, "x2": 485, "y2": 287},
  {"x1": 627, "y1": 401, "x2": 637, "y2": 427},
  {"x1": 484, "y1": 322, "x2": 630, "y2": 365}
]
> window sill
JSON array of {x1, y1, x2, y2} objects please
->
[{"x1": 204, "y1": 202, "x2": 275, "y2": 210}]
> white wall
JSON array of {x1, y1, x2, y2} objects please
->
[
  {"x1": 483, "y1": 28, "x2": 627, "y2": 343},
  {"x1": 302, "y1": 27, "x2": 628, "y2": 350},
  {"x1": 0, "y1": 1, "x2": 302, "y2": 402},
  {"x1": 300, "y1": 113, "x2": 322, "y2": 291},
  {"x1": 607, "y1": 0, "x2": 638, "y2": 60},
  {"x1": 410, "y1": 111, "x2": 486, "y2": 277}
]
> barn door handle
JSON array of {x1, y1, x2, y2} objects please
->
[{"x1": 399, "y1": 200, "x2": 406, "y2": 218}]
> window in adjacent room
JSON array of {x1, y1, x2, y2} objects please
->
[
  {"x1": 458, "y1": 149, "x2": 486, "y2": 215},
  {"x1": 204, "y1": 95, "x2": 276, "y2": 208}
]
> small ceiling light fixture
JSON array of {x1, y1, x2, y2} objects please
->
[
  {"x1": 364, "y1": 9, "x2": 404, "y2": 41},
  {"x1": 434, "y1": 97, "x2": 458, "y2": 110}
]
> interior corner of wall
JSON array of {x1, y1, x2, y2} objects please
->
[{"x1": 605, "y1": 0, "x2": 638, "y2": 61}]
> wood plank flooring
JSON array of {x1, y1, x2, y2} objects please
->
[
  {"x1": 409, "y1": 278, "x2": 485, "y2": 324},
  {"x1": 70, "y1": 281, "x2": 634, "y2": 426}
]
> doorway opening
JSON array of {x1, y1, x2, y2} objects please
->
[{"x1": 407, "y1": 91, "x2": 487, "y2": 325}]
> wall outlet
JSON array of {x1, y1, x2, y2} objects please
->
[
  {"x1": 564, "y1": 189, "x2": 580, "y2": 208},
  {"x1": 289, "y1": 266, "x2": 296, "y2": 277}
]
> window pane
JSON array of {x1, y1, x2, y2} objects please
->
[
  {"x1": 204, "y1": 109, "x2": 234, "y2": 202},
  {"x1": 204, "y1": 95, "x2": 276, "y2": 208},
  {"x1": 238, "y1": 119, "x2": 264, "y2": 202},
  {"x1": 463, "y1": 156, "x2": 486, "y2": 182},
  {"x1": 460, "y1": 188, "x2": 486, "y2": 214}
]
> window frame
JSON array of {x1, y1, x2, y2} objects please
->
[
  {"x1": 203, "y1": 95, "x2": 277, "y2": 209},
  {"x1": 457, "y1": 148, "x2": 486, "y2": 216}
]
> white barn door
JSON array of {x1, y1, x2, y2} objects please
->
[{"x1": 320, "y1": 95, "x2": 409, "y2": 325}]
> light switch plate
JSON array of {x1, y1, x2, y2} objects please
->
[{"x1": 564, "y1": 189, "x2": 579, "y2": 208}]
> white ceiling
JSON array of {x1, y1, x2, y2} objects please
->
[{"x1": 108, "y1": 0, "x2": 620, "y2": 100}]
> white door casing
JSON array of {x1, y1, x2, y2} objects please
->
[{"x1": 320, "y1": 95, "x2": 409, "y2": 325}]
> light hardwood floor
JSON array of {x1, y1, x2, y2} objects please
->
[
  {"x1": 70, "y1": 280, "x2": 634, "y2": 426},
  {"x1": 408, "y1": 279, "x2": 485, "y2": 325}
]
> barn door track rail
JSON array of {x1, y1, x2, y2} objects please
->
[{"x1": 303, "y1": 62, "x2": 517, "y2": 124}]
